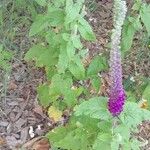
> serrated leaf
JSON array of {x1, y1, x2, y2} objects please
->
[
  {"x1": 49, "y1": 74, "x2": 76, "y2": 107},
  {"x1": 91, "y1": 76, "x2": 101, "y2": 92},
  {"x1": 69, "y1": 56, "x2": 85, "y2": 79},
  {"x1": 74, "y1": 97, "x2": 110, "y2": 120},
  {"x1": 130, "y1": 139, "x2": 141, "y2": 150},
  {"x1": 114, "y1": 124, "x2": 130, "y2": 141},
  {"x1": 121, "y1": 17, "x2": 141, "y2": 53},
  {"x1": 87, "y1": 55, "x2": 108, "y2": 77},
  {"x1": 34, "y1": 0, "x2": 46, "y2": 6},
  {"x1": 25, "y1": 45, "x2": 58, "y2": 67},
  {"x1": 48, "y1": 106, "x2": 62, "y2": 122},
  {"x1": 57, "y1": 128, "x2": 89, "y2": 150},
  {"x1": 25, "y1": 45, "x2": 45, "y2": 61},
  {"x1": 37, "y1": 84, "x2": 50, "y2": 107},
  {"x1": 65, "y1": 4, "x2": 79, "y2": 24},
  {"x1": 29, "y1": 14, "x2": 48, "y2": 36},
  {"x1": 48, "y1": 10, "x2": 65, "y2": 26},
  {"x1": 120, "y1": 102, "x2": 150, "y2": 129},
  {"x1": 49, "y1": 74, "x2": 64, "y2": 101},
  {"x1": 46, "y1": 126, "x2": 69, "y2": 143},
  {"x1": 62, "y1": 33, "x2": 70, "y2": 41},
  {"x1": 47, "y1": 123, "x2": 90, "y2": 150},
  {"x1": 46, "y1": 115, "x2": 100, "y2": 150},
  {"x1": 111, "y1": 138, "x2": 120, "y2": 150},
  {"x1": 57, "y1": 49, "x2": 69, "y2": 73},
  {"x1": 66, "y1": 40, "x2": 75, "y2": 60},
  {"x1": 93, "y1": 133, "x2": 111, "y2": 150},
  {"x1": 45, "y1": 67, "x2": 57, "y2": 80},
  {"x1": 0, "y1": 45, "x2": 13, "y2": 71},
  {"x1": 78, "y1": 17, "x2": 96, "y2": 41},
  {"x1": 65, "y1": 0, "x2": 73, "y2": 13},
  {"x1": 140, "y1": 4, "x2": 150, "y2": 36},
  {"x1": 98, "y1": 121, "x2": 112, "y2": 133},
  {"x1": 71, "y1": 35, "x2": 82, "y2": 49}
]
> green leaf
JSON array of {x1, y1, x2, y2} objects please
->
[
  {"x1": 140, "y1": 4, "x2": 150, "y2": 36},
  {"x1": 111, "y1": 137, "x2": 120, "y2": 150},
  {"x1": 0, "y1": 45, "x2": 13, "y2": 71},
  {"x1": 93, "y1": 133, "x2": 111, "y2": 150},
  {"x1": 46, "y1": 118, "x2": 89, "y2": 150},
  {"x1": 34, "y1": 0, "x2": 46, "y2": 6},
  {"x1": 29, "y1": 14, "x2": 48, "y2": 36},
  {"x1": 120, "y1": 102, "x2": 150, "y2": 129},
  {"x1": 49, "y1": 74, "x2": 63, "y2": 101},
  {"x1": 62, "y1": 33, "x2": 70, "y2": 41},
  {"x1": 57, "y1": 49, "x2": 69, "y2": 73},
  {"x1": 45, "y1": 67, "x2": 57, "y2": 80},
  {"x1": 130, "y1": 139, "x2": 141, "y2": 150},
  {"x1": 57, "y1": 128, "x2": 89, "y2": 150},
  {"x1": 49, "y1": 74, "x2": 76, "y2": 107},
  {"x1": 65, "y1": 0, "x2": 73, "y2": 13},
  {"x1": 25, "y1": 45, "x2": 58, "y2": 67},
  {"x1": 48, "y1": 10, "x2": 65, "y2": 26},
  {"x1": 46, "y1": 126, "x2": 70, "y2": 144},
  {"x1": 65, "y1": 3, "x2": 79, "y2": 24},
  {"x1": 98, "y1": 121, "x2": 112, "y2": 133},
  {"x1": 25, "y1": 45, "x2": 45, "y2": 61},
  {"x1": 91, "y1": 76, "x2": 101, "y2": 92},
  {"x1": 71, "y1": 35, "x2": 82, "y2": 49},
  {"x1": 87, "y1": 55, "x2": 108, "y2": 77},
  {"x1": 37, "y1": 84, "x2": 50, "y2": 107},
  {"x1": 74, "y1": 97, "x2": 110, "y2": 120},
  {"x1": 69, "y1": 56, "x2": 85, "y2": 79},
  {"x1": 47, "y1": 116, "x2": 97, "y2": 150},
  {"x1": 121, "y1": 16, "x2": 141, "y2": 53},
  {"x1": 114, "y1": 124, "x2": 130, "y2": 141},
  {"x1": 66, "y1": 40, "x2": 75, "y2": 60},
  {"x1": 78, "y1": 17, "x2": 96, "y2": 41}
]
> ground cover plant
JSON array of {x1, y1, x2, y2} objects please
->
[{"x1": 0, "y1": 0, "x2": 150, "y2": 150}]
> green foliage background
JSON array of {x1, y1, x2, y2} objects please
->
[{"x1": 0, "y1": 0, "x2": 149, "y2": 149}]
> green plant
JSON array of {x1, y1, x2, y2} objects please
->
[
  {"x1": 0, "y1": 44, "x2": 13, "y2": 101},
  {"x1": 25, "y1": 0, "x2": 106, "y2": 111},
  {"x1": 46, "y1": 97, "x2": 150, "y2": 150},
  {"x1": 121, "y1": 0, "x2": 150, "y2": 54},
  {"x1": 0, "y1": 44, "x2": 13, "y2": 72},
  {"x1": 24, "y1": 0, "x2": 150, "y2": 150}
]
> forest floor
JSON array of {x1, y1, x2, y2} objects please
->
[{"x1": 0, "y1": 0, "x2": 150, "y2": 150}]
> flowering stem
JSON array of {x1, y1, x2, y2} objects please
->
[{"x1": 108, "y1": 0, "x2": 127, "y2": 116}]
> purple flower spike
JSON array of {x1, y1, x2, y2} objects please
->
[
  {"x1": 108, "y1": 0, "x2": 127, "y2": 116},
  {"x1": 108, "y1": 89, "x2": 126, "y2": 116}
]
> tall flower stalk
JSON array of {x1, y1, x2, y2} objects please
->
[{"x1": 108, "y1": 0, "x2": 127, "y2": 116}]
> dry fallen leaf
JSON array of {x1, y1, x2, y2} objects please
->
[
  {"x1": 8, "y1": 81, "x2": 17, "y2": 90},
  {"x1": 0, "y1": 137, "x2": 6, "y2": 146},
  {"x1": 139, "y1": 99, "x2": 148, "y2": 109},
  {"x1": 32, "y1": 138, "x2": 50, "y2": 150},
  {"x1": 47, "y1": 106, "x2": 62, "y2": 122}
]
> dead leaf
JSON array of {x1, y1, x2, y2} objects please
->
[
  {"x1": 139, "y1": 99, "x2": 148, "y2": 109},
  {"x1": 32, "y1": 138, "x2": 50, "y2": 150},
  {"x1": 47, "y1": 106, "x2": 62, "y2": 122},
  {"x1": 21, "y1": 137, "x2": 42, "y2": 149},
  {"x1": 8, "y1": 81, "x2": 17, "y2": 90},
  {"x1": 0, "y1": 137, "x2": 6, "y2": 146}
]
